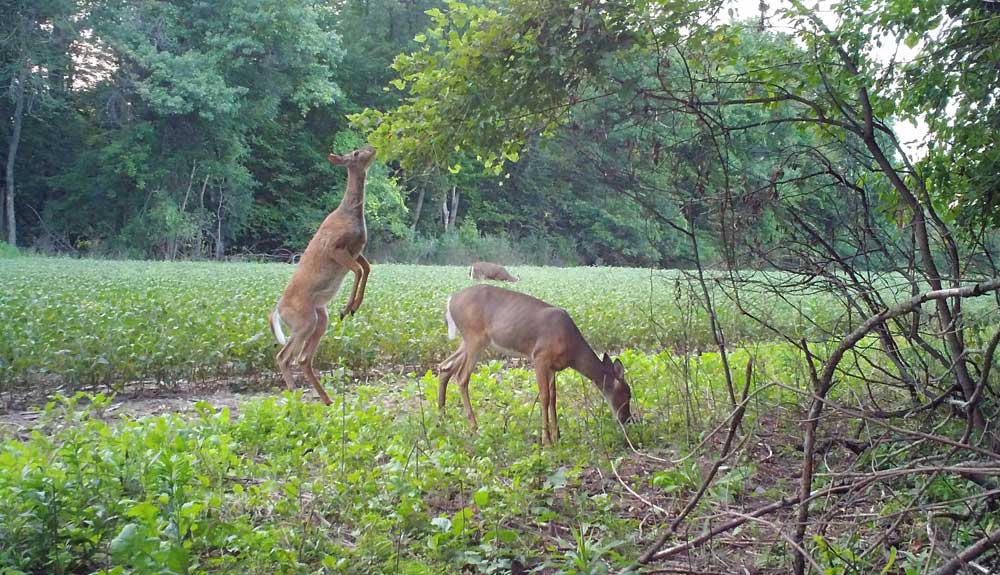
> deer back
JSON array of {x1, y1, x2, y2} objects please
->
[{"x1": 471, "y1": 262, "x2": 518, "y2": 282}]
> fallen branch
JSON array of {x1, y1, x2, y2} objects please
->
[{"x1": 929, "y1": 524, "x2": 1000, "y2": 575}]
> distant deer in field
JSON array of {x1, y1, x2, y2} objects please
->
[
  {"x1": 269, "y1": 146, "x2": 376, "y2": 405},
  {"x1": 438, "y1": 284, "x2": 632, "y2": 444},
  {"x1": 470, "y1": 261, "x2": 519, "y2": 282}
]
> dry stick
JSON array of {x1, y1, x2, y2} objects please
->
[
  {"x1": 611, "y1": 457, "x2": 670, "y2": 516},
  {"x1": 793, "y1": 339, "x2": 824, "y2": 575},
  {"x1": 639, "y1": 567, "x2": 727, "y2": 575},
  {"x1": 685, "y1": 220, "x2": 737, "y2": 411},
  {"x1": 635, "y1": 359, "x2": 754, "y2": 566},
  {"x1": 929, "y1": 525, "x2": 1000, "y2": 575},
  {"x1": 724, "y1": 511, "x2": 825, "y2": 575},
  {"x1": 961, "y1": 324, "x2": 1000, "y2": 445},
  {"x1": 631, "y1": 279, "x2": 1000, "y2": 572},
  {"x1": 773, "y1": 382, "x2": 1000, "y2": 462}
]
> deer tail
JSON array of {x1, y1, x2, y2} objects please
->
[
  {"x1": 270, "y1": 308, "x2": 287, "y2": 346},
  {"x1": 445, "y1": 296, "x2": 458, "y2": 340}
]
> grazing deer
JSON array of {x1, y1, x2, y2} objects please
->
[
  {"x1": 470, "y1": 261, "x2": 519, "y2": 282},
  {"x1": 438, "y1": 284, "x2": 632, "y2": 444},
  {"x1": 268, "y1": 146, "x2": 376, "y2": 405}
]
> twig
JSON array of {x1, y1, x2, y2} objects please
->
[
  {"x1": 611, "y1": 457, "x2": 670, "y2": 516},
  {"x1": 724, "y1": 511, "x2": 824, "y2": 575}
]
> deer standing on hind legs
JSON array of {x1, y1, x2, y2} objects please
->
[
  {"x1": 438, "y1": 284, "x2": 632, "y2": 444},
  {"x1": 269, "y1": 146, "x2": 376, "y2": 405}
]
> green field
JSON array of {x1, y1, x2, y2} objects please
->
[
  {"x1": 0, "y1": 257, "x2": 846, "y2": 391},
  {"x1": 0, "y1": 257, "x2": 963, "y2": 574}
]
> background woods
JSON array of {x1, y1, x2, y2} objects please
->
[{"x1": 2, "y1": 0, "x2": 935, "y2": 268}]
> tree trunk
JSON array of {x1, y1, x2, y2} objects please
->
[
  {"x1": 442, "y1": 191, "x2": 450, "y2": 232},
  {"x1": 170, "y1": 161, "x2": 198, "y2": 261},
  {"x1": 410, "y1": 185, "x2": 425, "y2": 232},
  {"x1": 4, "y1": 66, "x2": 27, "y2": 247},
  {"x1": 194, "y1": 174, "x2": 209, "y2": 259},
  {"x1": 214, "y1": 181, "x2": 225, "y2": 259},
  {"x1": 449, "y1": 185, "x2": 459, "y2": 229}
]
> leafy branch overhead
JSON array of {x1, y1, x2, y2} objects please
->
[{"x1": 350, "y1": 0, "x2": 658, "y2": 173}]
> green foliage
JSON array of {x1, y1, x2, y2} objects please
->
[
  {"x1": 370, "y1": 230, "x2": 577, "y2": 266},
  {"x1": 352, "y1": 1, "x2": 660, "y2": 172}
]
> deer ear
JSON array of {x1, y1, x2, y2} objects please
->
[
  {"x1": 602, "y1": 352, "x2": 611, "y2": 365},
  {"x1": 327, "y1": 153, "x2": 346, "y2": 166},
  {"x1": 613, "y1": 358, "x2": 625, "y2": 378}
]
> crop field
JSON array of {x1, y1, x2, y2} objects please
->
[
  {"x1": 1, "y1": 257, "x2": 855, "y2": 392},
  {"x1": 0, "y1": 257, "x2": 965, "y2": 574}
]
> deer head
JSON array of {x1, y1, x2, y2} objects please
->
[
  {"x1": 328, "y1": 146, "x2": 377, "y2": 170},
  {"x1": 601, "y1": 352, "x2": 632, "y2": 424}
]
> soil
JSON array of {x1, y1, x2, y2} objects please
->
[{"x1": 0, "y1": 374, "x2": 299, "y2": 439}]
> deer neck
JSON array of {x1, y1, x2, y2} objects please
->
[
  {"x1": 573, "y1": 345, "x2": 613, "y2": 397},
  {"x1": 338, "y1": 169, "x2": 367, "y2": 215}
]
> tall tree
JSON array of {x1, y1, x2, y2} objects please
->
[{"x1": 0, "y1": 0, "x2": 80, "y2": 246}]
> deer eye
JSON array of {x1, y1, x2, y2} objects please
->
[{"x1": 353, "y1": 151, "x2": 359, "y2": 157}]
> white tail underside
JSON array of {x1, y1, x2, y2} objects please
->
[
  {"x1": 270, "y1": 309, "x2": 287, "y2": 345},
  {"x1": 445, "y1": 296, "x2": 458, "y2": 340}
]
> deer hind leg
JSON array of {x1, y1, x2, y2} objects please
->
[
  {"x1": 456, "y1": 348, "x2": 481, "y2": 432},
  {"x1": 297, "y1": 306, "x2": 332, "y2": 406},
  {"x1": 276, "y1": 339, "x2": 299, "y2": 391},
  {"x1": 438, "y1": 343, "x2": 466, "y2": 410},
  {"x1": 450, "y1": 335, "x2": 486, "y2": 432},
  {"x1": 275, "y1": 308, "x2": 317, "y2": 393}
]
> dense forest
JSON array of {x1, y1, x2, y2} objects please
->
[
  {"x1": 7, "y1": 0, "x2": 995, "y2": 268},
  {"x1": 0, "y1": 0, "x2": 663, "y2": 265}
]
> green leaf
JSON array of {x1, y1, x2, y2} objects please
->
[
  {"x1": 127, "y1": 501, "x2": 159, "y2": 522},
  {"x1": 109, "y1": 523, "x2": 141, "y2": 559},
  {"x1": 430, "y1": 516, "x2": 452, "y2": 532},
  {"x1": 473, "y1": 489, "x2": 489, "y2": 507},
  {"x1": 880, "y1": 547, "x2": 897, "y2": 574}
]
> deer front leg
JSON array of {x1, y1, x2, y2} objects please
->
[
  {"x1": 298, "y1": 306, "x2": 332, "y2": 405},
  {"x1": 535, "y1": 365, "x2": 553, "y2": 445},
  {"x1": 548, "y1": 372, "x2": 559, "y2": 442},
  {"x1": 348, "y1": 254, "x2": 371, "y2": 314},
  {"x1": 329, "y1": 249, "x2": 364, "y2": 319}
]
